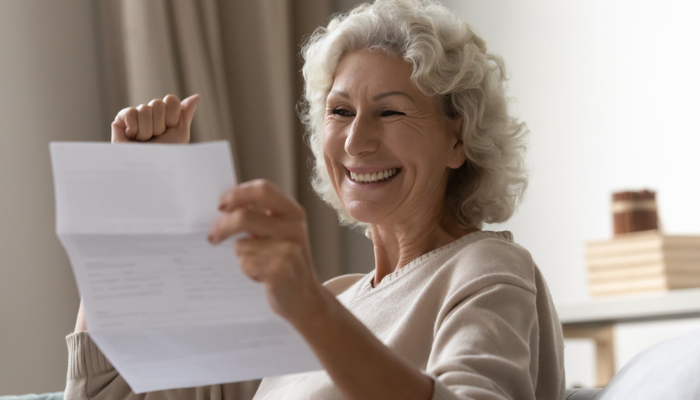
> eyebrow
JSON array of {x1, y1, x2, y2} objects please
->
[{"x1": 329, "y1": 90, "x2": 415, "y2": 103}]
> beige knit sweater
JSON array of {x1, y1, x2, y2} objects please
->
[{"x1": 65, "y1": 231, "x2": 565, "y2": 400}]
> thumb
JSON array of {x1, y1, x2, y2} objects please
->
[{"x1": 180, "y1": 94, "x2": 201, "y2": 129}]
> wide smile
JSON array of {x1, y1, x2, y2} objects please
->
[{"x1": 345, "y1": 167, "x2": 402, "y2": 185}]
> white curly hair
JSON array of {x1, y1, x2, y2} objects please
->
[{"x1": 300, "y1": 0, "x2": 528, "y2": 230}]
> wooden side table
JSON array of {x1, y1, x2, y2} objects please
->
[{"x1": 557, "y1": 288, "x2": 700, "y2": 387}]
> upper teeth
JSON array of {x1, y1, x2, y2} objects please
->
[{"x1": 349, "y1": 168, "x2": 398, "y2": 183}]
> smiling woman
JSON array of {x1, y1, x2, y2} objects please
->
[
  {"x1": 65, "y1": 1, "x2": 564, "y2": 400},
  {"x1": 303, "y1": 2, "x2": 528, "y2": 234}
]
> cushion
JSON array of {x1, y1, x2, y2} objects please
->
[{"x1": 596, "y1": 328, "x2": 700, "y2": 399}]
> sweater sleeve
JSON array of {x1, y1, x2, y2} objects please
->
[
  {"x1": 426, "y1": 281, "x2": 540, "y2": 400},
  {"x1": 65, "y1": 332, "x2": 259, "y2": 400}
]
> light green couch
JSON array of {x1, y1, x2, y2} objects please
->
[
  {"x1": 0, "y1": 393, "x2": 63, "y2": 400},
  {"x1": 0, "y1": 389, "x2": 603, "y2": 400}
]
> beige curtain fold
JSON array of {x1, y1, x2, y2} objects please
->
[
  {"x1": 93, "y1": 1, "x2": 370, "y2": 398},
  {"x1": 217, "y1": 0, "x2": 296, "y2": 195},
  {"x1": 96, "y1": 0, "x2": 362, "y2": 279},
  {"x1": 119, "y1": 0, "x2": 242, "y2": 177}
]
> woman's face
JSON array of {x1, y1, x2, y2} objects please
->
[{"x1": 323, "y1": 50, "x2": 465, "y2": 226}]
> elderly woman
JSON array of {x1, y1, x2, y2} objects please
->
[{"x1": 66, "y1": 1, "x2": 565, "y2": 399}]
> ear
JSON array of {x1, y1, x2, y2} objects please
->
[{"x1": 446, "y1": 116, "x2": 466, "y2": 169}]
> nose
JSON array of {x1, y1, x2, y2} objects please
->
[{"x1": 344, "y1": 111, "x2": 380, "y2": 156}]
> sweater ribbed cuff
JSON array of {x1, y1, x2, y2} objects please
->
[{"x1": 66, "y1": 331, "x2": 114, "y2": 379}]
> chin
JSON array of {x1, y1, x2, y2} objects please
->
[{"x1": 344, "y1": 202, "x2": 386, "y2": 225}]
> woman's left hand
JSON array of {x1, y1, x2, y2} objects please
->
[{"x1": 208, "y1": 179, "x2": 327, "y2": 326}]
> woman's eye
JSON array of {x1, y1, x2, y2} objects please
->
[
  {"x1": 381, "y1": 110, "x2": 405, "y2": 117},
  {"x1": 331, "y1": 108, "x2": 354, "y2": 117}
]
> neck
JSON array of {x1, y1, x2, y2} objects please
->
[{"x1": 369, "y1": 209, "x2": 479, "y2": 286}]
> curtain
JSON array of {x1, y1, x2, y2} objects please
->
[
  {"x1": 94, "y1": 0, "x2": 358, "y2": 274},
  {"x1": 93, "y1": 0, "x2": 369, "y2": 398}
]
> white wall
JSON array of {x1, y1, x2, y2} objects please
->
[
  {"x1": 441, "y1": 0, "x2": 700, "y2": 304},
  {"x1": 0, "y1": 1, "x2": 105, "y2": 395}
]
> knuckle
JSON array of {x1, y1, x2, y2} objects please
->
[
  {"x1": 137, "y1": 104, "x2": 152, "y2": 114},
  {"x1": 224, "y1": 187, "x2": 237, "y2": 200},
  {"x1": 233, "y1": 209, "x2": 249, "y2": 227},
  {"x1": 258, "y1": 180, "x2": 275, "y2": 196},
  {"x1": 214, "y1": 216, "x2": 227, "y2": 233},
  {"x1": 124, "y1": 109, "x2": 139, "y2": 125},
  {"x1": 148, "y1": 99, "x2": 165, "y2": 109},
  {"x1": 219, "y1": 192, "x2": 232, "y2": 207},
  {"x1": 163, "y1": 94, "x2": 180, "y2": 104}
]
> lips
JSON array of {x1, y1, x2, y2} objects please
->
[{"x1": 347, "y1": 167, "x2": 401, "y2": 184}]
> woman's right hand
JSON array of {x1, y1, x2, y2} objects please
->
[{"x1": 111, "y1": 94, "x2": 201, "y2": 144}]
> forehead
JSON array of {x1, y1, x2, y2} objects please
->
[{"x1": 331, "y1": 50, "x2": 420, "y2": 96}]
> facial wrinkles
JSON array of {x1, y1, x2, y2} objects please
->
[
  {"x1": 382, "y1": 113, "x2": 453, "y2": 219},
  {"x1": 387, "y1": 170, "x2": 450, "y2": 232}
]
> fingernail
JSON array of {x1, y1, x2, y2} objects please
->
[{"x1": 208, "y1": 234, "x2": 216, "y2": 244}]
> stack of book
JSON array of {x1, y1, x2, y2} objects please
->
[{"x1": 586, "y1": 231, "x2": 700, "y2": 297}]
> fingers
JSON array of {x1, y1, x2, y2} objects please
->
[
  {"x1": 111, "y1": 116, "x2": 128, "y2": 143},
  {"x1": 219, "y1": 180, "x2": 305, "y2": 219},
  {"x1": 136, "y1": 104, "x2": 153, "y2": 141},
  {"x1": 149, "y1": 99, "x2": 166, "y2": 136},
  {"x1": 114, "y1": 107, "x2": 140, "y2": 140},
  {"x1": 210, "y1": 181, "x2": 307, "y2": 250},
  {"x1": 110, "y1": 94, "x2": 200, "y2": 143},
  {"x1": 115, "y1": 103, "x2": 152, "y2": 141},
  {"x1": 123, "y1": 108, "x2": 139, "y2": 138},
  {"x1": 208, "y1": 207, "x2": 302, "y2": 244},
  {"x1": 111, "y1": 107, "x2": 138, "y2": 143},
  {"x1": 163, "y1": 94, "x2": 181, "y2": 127}
]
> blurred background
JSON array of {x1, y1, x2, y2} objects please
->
[{"x1": 1, "y1": 0, "x2": 698, "y2": 395}]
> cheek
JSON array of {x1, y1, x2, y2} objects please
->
[
  {"x1": 388, "y1": 123, "x2": 437, "y2": 157},
  {"x1": 321, "y1": 127, "x2": 345, "y2": 189},
  {"x1": 321, "y1": 127, "x2": 333, "y2": 155},
  {"x1": 322, "y1": 122, "x2": 348, "y2": 161},
  {"x1": 389, "y1": 122, "x2": 455, "y2": 173}
]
